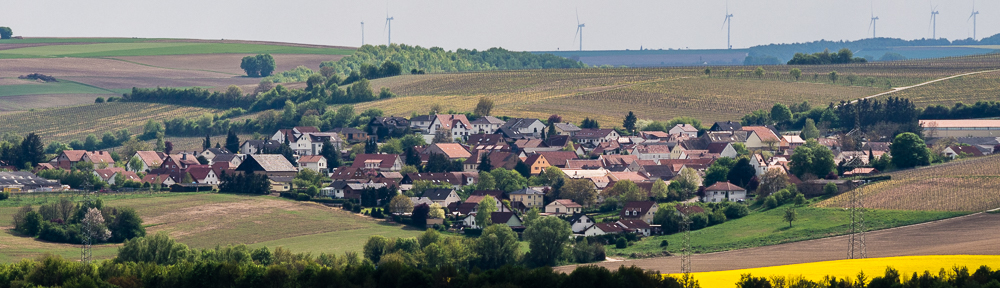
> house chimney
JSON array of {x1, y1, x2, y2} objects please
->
[{"x1": 183, "y1": 154, "x2": 187, "y2": 160}]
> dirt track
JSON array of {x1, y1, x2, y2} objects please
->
[{"x1": 555, "y1": 212, "x2": 1000, "y2": 274}]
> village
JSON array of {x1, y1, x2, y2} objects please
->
[{"x1": 5, "y1": 111, "x2": 998, "y2": 240}]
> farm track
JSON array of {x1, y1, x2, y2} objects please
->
[
  {"x1": 857, "y1": 68, "x2": 1000, "y2": 103},
  {"x1": 555, "y1": 212, "x2": 1000, "y2": 274}
]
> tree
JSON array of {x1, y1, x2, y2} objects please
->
[
  {"x1": 560, "y1": 178, "x2": 598, "y2": 207},
  {"x1": 128, "y1": 156, "x2": 144, "y2": 172},
  {"x1": 800, "y1": 118, "x2": 820, "y2": 140},
  {"x1": 164, "y1": 141, "x2": 173, "y2": 154},
  {"x1": 727, "y1": 158, "x2": 757, "y2": 188},
  {"x1": 523, "y1": 207, "x2": 541, "y2": 228},
  {"x1": 703, "y1": 157, "x2": 735, "y2": 187},
  {"x1": 547, "y1": 114, "x2": 563, "y2": 126},
  {"x1": 491, "y1": 168, "x2": 527, "y2": 192},
  {"x1": 523, "y1": 216, "x2": 572, "y2": 267},
  {"x1": 890, "y1": 132, "x2": 930, "y2": 169},
  {"x1": 475, "y1": 224, "x2": 521, "y2": 269},
  {"x1": 320, "y1": 137, "x2": 341, "y2": 169},
  {"x1": 790, "y1": 68, "x2": 802, "y2": 81},
  {"x1": 674, "y1": 167, "x2": 701, "y2": 196},
  {"x1": 754, "y1": 66, "x2": 765, "y2": 78},
  {"x1": 474, "y1": 97, "x2": 495, "y2": 116},
  {"x1": 19, "y1": 133, "x2": 45, "y2": 168},
  {"x1": 623, "y1": 111, "x2": 638, "y2": 134},
  {"x1": 605, "y1": 180, "x2": 646, "y2": 203},
  {"x1": 477, "y1": 152, "x2": 493, "y2": 172},
  {"x1": 363, "y1": 235, "x2": 390, "y2": 263},
  {"x1": 425, "y1": 153, "x2": 452, "y2": 173},
  {"x1": 256, "y1": 54, "x2": 276, "y2": 77},
  {"x1": 83, "y1": 208, "x2": 111, "y2": 243},
  {"x1": 0, "y1": 27, "x2": 12, "y2": 39},
  {"x1": 117, "y1": 232, "x2": 191, "y2": 265},
  {"x1": 823, "y1": 182, "x2": 839, "y2": 196},
  {"x1": 224, "y1": 130, "x2": 240, "y2": 154},
  {"x1": 428, "y1": 203, "x2": 445, "y2": 219},
  {"x1": 756, "y1": 167, "x2": 789, "y2": 197},
  {"x1": 514, "y1": 160, "x2": 531, "y2": 178},
  {"x1": 783, "y1": 207, "x2": 797, "y2": 228},
  {"x1": 202, "y1": 135, "x2": 211, "y2": 150},
  {"x1": 389, "y1": 194, "x2": 414, "y2": 215},
  {"x1": 789, "y1": 140, "x2": 836, "y2": 179},
  {"x1": 770, "y1": 103, "x2": 792, "y2": 124},
  {"x1": 475, "y1": 195, "x2": 498, "y2": 228},
  {"x1": 110, "y1": 207, "x2": 145, "y2": 242},
  {"x1": 828, "y1": 71, "x2": 839, "y2": 83},
  {"x1": 84, "y1": 134, "x2": 100, "y2": 151},
  {"x1": 580, "y1": 118, "x2": 600, "y2": 129},
  {"x1": 650, "y1": 179, "x2": 669, "y2": 200}
]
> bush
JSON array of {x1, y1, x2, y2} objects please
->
[
  {"x1": 794, "y1": 194, "x2": 806, "y2": 205},
  {"x1": 296, "y1": 193, "x2": 311, "y2": 201},
  {"x1": 343, "y1": 201, "x2": 353, "y2": 210},
  {"x1": 660, "y1": 240, "x2": 669, "y2": 248},
  {"x1": 689, "y1": 213, "x2": 709, "y2": 230},
  {"x1": 708, "y1": 211, "x2": 727, "y2": 226},
  {"x1": 352, "y1": 205, "x2": 362, "y2": 213},
  {"x1": 0, "y1": 191, "x2": 9, "y2": 201},
  {"x1": 615, "y1": 237, "x2": 627, "y2": 249},
  {"x1": 764, "y1": 196, "x2": 779, "y2": 209},
  {"x1": 572, "y1": 242, "x2": 606, "y2": 263},
  {"x1": 722, "y1": 203, "x2": 750, "y2": 219}
]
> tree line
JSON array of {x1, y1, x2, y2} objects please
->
[
  {"x1": 746, "y1": 33, "x2": 1000, "y2": 64},
  {"x1": 320, "y1": 44, "x2": 585, "y2": 76},
  {"x1": 11, "y1": 198, "x2": 145, "y2": 245},
  {"x1": 786, "y1": 48, "x2": 868, "y2": 65},
  {"x1": 921, "y1": 101, "x2": 1000, "y2": 120}
]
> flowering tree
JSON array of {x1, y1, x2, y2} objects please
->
[{"x1": 83, "y1": 208, "x2": 111, "y2": 243}]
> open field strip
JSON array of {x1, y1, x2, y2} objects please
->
[
  {"x1": 0, "y1": 42, "x2": 353, "y2": 59},
  {"x1": 668, "y1": 255, "x2": 1000, "y2": 288},
  {"x1": 0, "y1": 193, "x2": 423, "y2": 263}
]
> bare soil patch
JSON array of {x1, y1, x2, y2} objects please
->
[
  {"x1": 114, "y1": 54, "x2": 343, "y2": 75},
  {"x1": 555, "y1": 212, "x2": 1000, "y2": 274},
  {"x1": 0, "y1": 94, "x2": 110, "y2": 112},
  {"x1": 0, "y1": 58, "x2": 231, "y2": 78}
]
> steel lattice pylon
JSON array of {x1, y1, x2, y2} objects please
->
[
  {"x1": 848, "y1": 188, "x2": 867, "y2": 259},
  {"x1": 80, "y1": 184, "x2": 93, "y2": 264},
  {"x1": 680, "y1": 214, "x2": 692, "y2": 274}
]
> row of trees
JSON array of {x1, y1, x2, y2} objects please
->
[
  {"x1": 786, "y1": 48, "x2": 868, "y2": 65},
  {"x1": 320, "y1": 44, "x2": 585, "y2": 76},
  {"x1": 0, "y1": 132, "x2": 44, "y2": 169},
  {"x1": 239, "y1": 54, "x2": 276, "y2": 77},
  {"x1": 921, "y1": 101, "x2": 1000, "y2": 120}
]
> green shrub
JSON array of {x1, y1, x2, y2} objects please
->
[
  {"x1": 794, "y1": 193, "x2": 806, "y2": 205},
  {"x1": 722, "y1": 203, "x2": 750, "y2": 219},
  {"x1": 615, "y1": 237, "x2": 627, "y2": 249},
  {"x1": 660, "y1": 240, "x2": 669, "y2": 248},
  {"x1": 296, "y1": 193, "x2": 311, "y2": 201},
  {"x1": 764, "y1": 196, "x2": 779, "y2": 209}
]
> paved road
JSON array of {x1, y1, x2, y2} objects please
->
[{"x1": 554, "y1": 212, "x2": 1000, "y2": 274}]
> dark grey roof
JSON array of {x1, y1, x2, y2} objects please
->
[
  {"x1": 470, "y1": 116, "x2": 505, "y2": 125},
  {"x1": 711, "y1": 121, "x2": 742, "y2": 131},
  {"x1": 411, "y1": 115, "x2": 435, "y2": 122},
  {"x1": 554, "y1": 123, "x2": 582, "y2": 132},
  {"x1": 501, "y1": 118, "x2": 542, "y2": 131},
  {"x1": 205, "y1": 148, "x2": 232, "y2": 155},
  {"x1": 243, "y1": 140, "x2": 282, "y2": 150},
  {"x1": 0, "y1": 171, "x2": 61, "y2": 188},
  {"x1": 213, "y1": 154, "x2": 239, "y2": 162},
  {"x1": 422, "y1": 188, "x2": 455, "y2": 200}
]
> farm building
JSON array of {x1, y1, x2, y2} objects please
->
[{"x1": 921, "y1": 120, "x2": 1000, "y2": 138}]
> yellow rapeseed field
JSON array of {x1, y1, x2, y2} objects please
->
[{"x1": 670, "y1": 255, "x2": 1000, "y2": 288}]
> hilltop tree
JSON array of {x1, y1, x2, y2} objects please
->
[
  {"x1": 0, "y1": 27, "x2": 12, "y2": 39},
  {"x1": 754, "y1": 67, "x2": 765, "y2": 78},
  {"x1": 523, "y1": 216, "x2": 572, "y2": 267},
  {"x1": 828, "y1": 71, "x2": 839, "y2": 83},
  {"x1": 580, "y1": 118, "x2": 600, "y2": 129},
  {"x1": 240, "y1": 54, "x2": 276, "y2": 77}
]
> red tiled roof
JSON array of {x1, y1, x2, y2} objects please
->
[
  {"x1": 536, "y1": 151, "x2": 578, "y2": 168},
  {"x1": 298, "y1": 155, "x2": 325, "y2": 163},
  {"x1": 592, "y1": 222, "x2": 625, "y2": 233},
  {"x1": 705, "y1": 181, "x2": 745, "y2": 191},
  {"x1": 428, "y1": 143, "x2": 471, "y2": 159},
  {"x1": 61, "y1": 150, "x2": 87, "y2": 162},
  {"x1": 553, "y1": 199, "x2": 582, "y2": 208},
  {"x1": 742, "y1": 126, "x2": 780, "y2": 142},
  {"x1": 187, "y1": 166, "x2": 215, "y2": 181},
  {"x1": 523, "y1": 154, "x2": 546, "y2": 167},
  {"x1": 565, "y1": 159, "x2": 605, "y2": 169},
  {"x1": 351, "y1": 154, "x2": 399, "y2": 169},
  {"x1": 86, "y1": 151, "x2": 115, "y2": 164}
]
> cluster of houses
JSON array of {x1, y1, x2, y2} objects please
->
[{"x1": 8, "y1": 113, "x2": 996, "y2": 237}]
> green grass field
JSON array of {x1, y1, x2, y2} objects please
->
[
  {"x1": 0, "y1": 193, "x2": 423, "y2": 263},
  {"x1": 0, "y1": 42, "x2": 353, "y2": 59},
  {"x1": 607, "y1": 205, "x2": 966, "y2": 257},
  {"x1": 0, "y1": 80, "x2": 116, "y2": 97},
  {"x1": 0, "y1": 38, "x2": 157, "y2": 44}
]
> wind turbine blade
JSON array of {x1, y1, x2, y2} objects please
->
[{"x1": 576, "y1": 8, "x2": 580, "y2": 26}]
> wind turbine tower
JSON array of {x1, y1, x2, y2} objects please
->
[
  {"x1": 385, "y1": 14, "x2": 394, "y2": 45},
  {"x1": 869, "y1": 4, "x2": 880, "y2": 39},
  {"x1": 574, "y1": 9, "x2": 585, "y2": 51},
  {"x1": 723, "y1": 4, "x2": 734, "y2": 49},
  {"x1": 361, "y1": 21, "x2": 365, "y2": 46},
  {"x1": 930, "y1": 5, "x2": 940, "y2": 39},
  {"x1": 970, "y1": 1, "x2": 980, "y2": 40}
]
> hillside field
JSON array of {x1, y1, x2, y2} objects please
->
[
  {"x1": 818, "y1": 154, "x2": 1000, "y2": 212},
  {"x1": 0, "y1": 193, "x2": 423, "y2": 263}
]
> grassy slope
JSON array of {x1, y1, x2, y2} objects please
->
[
  {"x1": 0, "y1": 43, "x2": 353, "y2": 59},
  {"x1": 608, "y1": 204, "x2": 966, "y2": 257},
  {"x1": 0, "y1": 80, "x2": 116, "y2": 97},
  {"x1": 0, "y1": 193, "x2": 422, "y2": 263}
]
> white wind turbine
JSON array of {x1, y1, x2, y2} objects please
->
[
  {"x1": 930, "y1": 2, "x2": 940, "y2": 39},
  {"x1": 869, "y1": 2, "x2": 880, "y2": 38},
  {"x1": 722, "y1": 2, "x2": 734, "y2": 49},
  {"x1": 969, "y1": 0, "x2": 980, "y2": 40},
  {"x1": 573, "y1": 9, "x2": 585, "y2": 51},
  {"x1": 385, "y1": 11, "x2": 394, "y2": 45}
]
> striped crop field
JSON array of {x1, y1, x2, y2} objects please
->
[
  {"x1": 0, "y1": 102, "x2": 220, "y2": 143},
  {"x1": 817, "y1": 154, "x2": 1000, "y2": 212}
]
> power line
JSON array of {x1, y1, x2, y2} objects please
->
[
  {"x1": 680, "y1": 213, "x2": 692, "y2": 274},
  {"x1": 848, "y1": 188, "x2": 867, "y2": 259}
]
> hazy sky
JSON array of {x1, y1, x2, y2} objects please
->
[{"x1": 5, "y1": 0, "x2": 998, "y2": 51}]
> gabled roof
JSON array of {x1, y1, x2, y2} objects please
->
[
  {"x1": 142, "y1": 173, "x2": 174, "y2": 185},
  {"x1": 514, "y1": 139, "x2": 545, "y2": 149},
  {"x1": 551, "y1": 199, "x2": 582, "y2": 208},
  {"x1": 213, "y1": 154, "x2": 239, "y2": 163},
  {"x1": 204, "y1": 148, "x2": 232, "y2": 155},
  {"x1": 134, "y1": 151, "x2": 165, "y2": 167},
  {"x1": 523, "y1": 154, "x2": 547, "y2": 167},
  {"x1": 672, "y1": 124, "x2": 698, "y2": 132},
  {"x1": 470, "y1": 116, "x2": 505, "y2": 125},
  {"x1": 509, "y1": 187, "x2": 544, "y2": 195},
  {"x1": 544, "y1": 135, "x2": 571, "y2": 148},
  {"x1": 351, "y1": 154, "x2": 400, "y2": 169},
  {"x1": 711, "y1": 121, "x2": 742, "y2": 131},
  {"x1": 704, "y1": 131, "x2": 750, "y2": 143},
  {"x1": 491, "y1": 212, "x2": 519, "y2": 225},
  {"x1": 947, "y1": 145, "x2": 984, "y2": 156},
  {"x1": 863, "y1": 142, "x2": 891, "y2": 152},
  {"x1": 241, "y1": 154, "x2": 297, "y2": 172},
  {"x1": 591, "y1": 222, "x2": 625, "y2": 233},
  {"x1": 94, "y1": 168, "x2": 126, "y2": 181},
  {"x1": 502, "y1": 118, "x2": 542, "y2": 130},
  {"x1": 568, "y1": 213, "x2": 590, "y2": 223},
  {"x1": 554, "y1": 123, "x2": 582, "y2": 132},
  {"x1": 421, "y1": 188, "x2": 456, "y2": 201},
  {"x1": 86, "y1": 151, "x2": 115, "y2": 164},
  {"x1": 426, "y1": 143, "x2": 471, "y2": 159},
  {"x1": 535, "y1": 151, "x2": 577, "y2": 168},
  {"x1": 617, "y1": 219, "x2": 652, "y2": 230},
  {"x1": 565, "y1": 159, "x2": 605, "y2": 169},
  {"x1": 574, "y1": 129, "x2": 616, "y2": 139},
  {"x1": 640, "y1": 165, "x2": 679, "y2": 179},
  {"x1": 435, "y1": 114, "x2": 472, "y2": 130},
  {"x1": 705, "y1": 181, "x2": 745, "y2": 191},
  {"x1": 742, "y1": 126, "x2": 780, "y2": 142},
  {"x1": 608, "y1": 172, "x2": 649, "y2": 182},
  {"x1": 294, "y1": 126, "x2": 321, "y2": 134},
  {"x1": 411, "y1": 115, "x2": 435, "y2": 122},
  {"x1": 706, "y1": 142, "x2": 731, "y2": 154},
  {"x1": 640, "y1": 131, "x2": 671, "y2": 139},
  {"x1": 468, "y1": 134, "x2": 506, "y2": 146},
  {"x1": 600, "y1": 155, "x2": 638, "y2": 166},
  {"x1": 634, "y1": 144, "x2": 672, "y2": 154},
  {"x1": 187, "y1": 166, "x2": 215, "y2": 181},
  {"x1": 621, "y1": 201, "x2": 656, "y2": 218},
  {"x1": 298, "y1": 155, "x2": 326, "y2": 163},
  {"x1": 60, "y1": 150, "x2": 87, "y2": 162},
  {"x1": 405, "y1": 173, "x2": 463, "y2": 185}
]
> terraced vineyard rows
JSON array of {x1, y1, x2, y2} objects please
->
[
  {"x1": 818, "y1": 155, "x2": 1000, "y2": 212},
  {"x1": 889, "y1": 71, "x2": 1000, "y2": 107},
  {"x1": 0, "y1": 103, "x2": 220, "y2": 143}
]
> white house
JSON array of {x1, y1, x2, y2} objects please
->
[
  {"x1": 463, "y1": 212, "x2": 522, "y2": 229},
  {"x1": 470, "y1": 116, "x2": 506, "y2": 134},
  {"x1": 707, "y1": 143, "x2": 738, "y2": 159},
  {"x1": 573, "y1": 129, "x2": 620, "y2": 145},
  {"x1": 131, "y1": 151, "x2": 165, "y2": 172},
  {"x1": 199, "y1": 148, "x2": 232, "y2": 165},
  {"x1": 583, "y1": 222, "x2": 625, "y2": 236},
  {"x1": 742, "y1": 126, "x2": 780, "y2": 150},
  {"x1": 297, "y1": 155, "x2": 328, "y2": 173},
  {"x1": 187, "y1": 167, "x2": 219, "y2": 185},
  {"x1": 703, "y1": 181, "x2": 747, "y2": 203},
  {"x1": 569, "y1": 214, "x2": 594, "y2": 234},
  {"x1": 632, "y1": 144, "x2": 673, "y2": 161},
  {"x1": 499, "y1": 118, "x2": 546, "y2": 139},
  {"x1": 669, "y1": 124, "x2": 699, "y2": 137},
  {"x1": 545, "y1": 199, "x2": 583, "y2": 214},
  {"x1": 617, "y1": 219, "x2": 655, "y2": 237}
]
